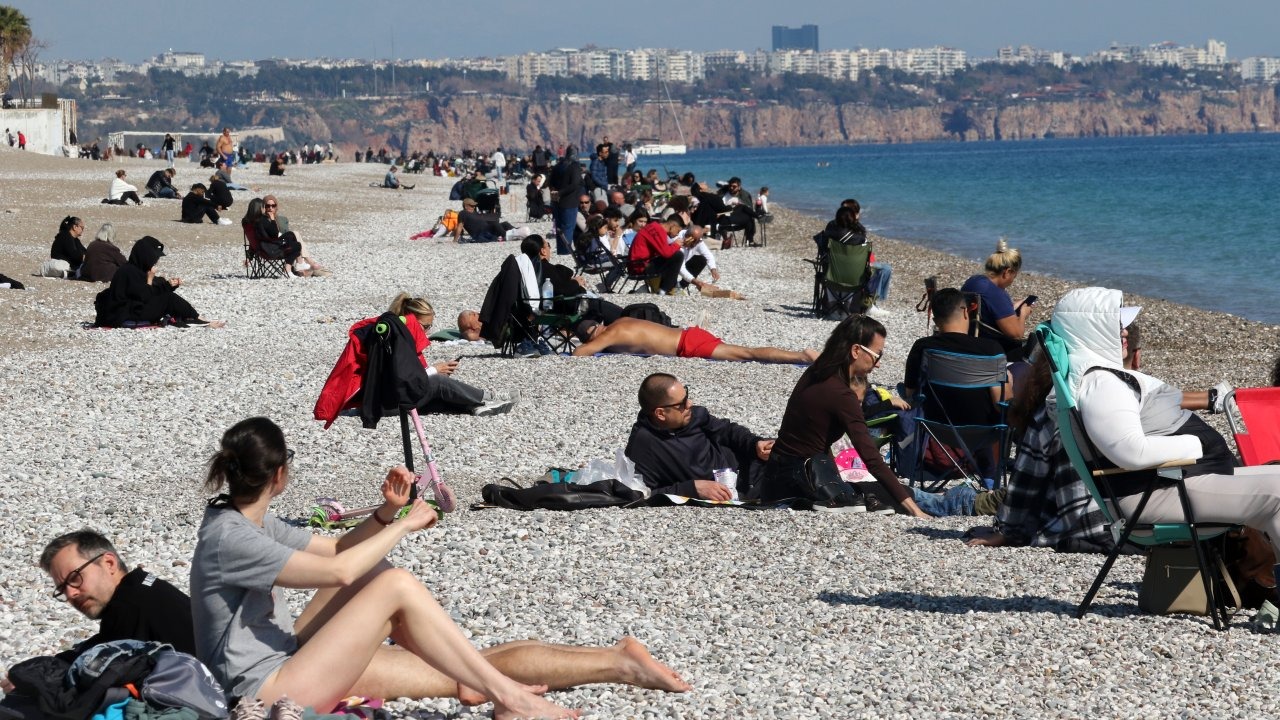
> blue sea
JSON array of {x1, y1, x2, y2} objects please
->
[{"x1": 667, "y1": 135, "x2": 1280, "y2": 324}]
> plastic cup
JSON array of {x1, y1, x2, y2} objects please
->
[{"x1": 713, "y1": 468, "x2": 739, "y2": 501}]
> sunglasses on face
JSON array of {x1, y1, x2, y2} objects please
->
[{"x1": 658, "y1": 385, "x2": 691, "y2": 410}]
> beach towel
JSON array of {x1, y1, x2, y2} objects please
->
[{"x1": 514, "y1": 253, "x2": 540, "y2": 313}]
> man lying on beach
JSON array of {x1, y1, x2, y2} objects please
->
[
  {"x1": 626, "y1": 373, "x2": 773, "y2": 500},
  {"x1": 571, "y1": 317, "x2": 816, "y2": 364},
  {"x1": 1, "y1": 530, "x2": 197, "y2": 694}
]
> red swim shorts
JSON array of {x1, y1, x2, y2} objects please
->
[{"x1": 676, "y1": 326, "x2": 723, "y2": 359}]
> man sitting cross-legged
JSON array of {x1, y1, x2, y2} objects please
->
[
  {"x1": 572, "y1": 317, "x2": 816, "y2": 365},
  {"x1": 626, "y1": 373, "x2": 773, "y2": 500}
]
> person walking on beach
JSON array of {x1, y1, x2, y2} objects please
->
[
  {"x1": 215, "y1": 127, "x2": 235, "y2": 167},
  {"x1": 17, "y1": 130, "x2": 25, "y2": 150},
  {"x1": 162, "y1": 133, "x2": 176, "y2": 167}
]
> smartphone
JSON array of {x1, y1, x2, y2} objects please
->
[{"x1": 1023, "y1": 295, "x2": 1039, "y2": 307}]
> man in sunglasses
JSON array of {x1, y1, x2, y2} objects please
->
[
  {"x1": 626, "y1": 373, "x2": 773, "y2": 501},
  {"x1": 35, "y1": 530, "x2": 194, "y2": 660}
]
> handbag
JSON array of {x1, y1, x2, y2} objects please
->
[
  {"x1": 1138, "y1": 544, "x2": 1241, "y2": 616},
  {"x1": 802, "y1": 454, "x2": 862, "y2": 507}
]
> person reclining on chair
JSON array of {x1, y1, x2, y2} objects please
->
[
  {"x1": 625, "y1": 373, "x2": 773, "y2": 501},
  {"x1": 571, "y1": 317, "x2": 816, "y2": 364},
  {"x1": 717, "y1": 177, "x2": 758, "y2": 246},
  {"x1": 1055, "y1": 287, "x2": 1280, "y2": 567}
]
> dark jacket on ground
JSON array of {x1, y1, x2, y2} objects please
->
[
  {"x1": 625, "y1": 406, "x2": 764, "y2": 498},
  {"x1": 81, "y1": 239, "x2": 127, "y2": 283},
  {"x1": 50, "y1": 230, "x2": 86, "y2": 268}
]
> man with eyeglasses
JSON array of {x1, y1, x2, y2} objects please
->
[
  {"x1": 24, "y1": 530, "x2": 194, "y2": 664},
  {"x1": 626, "y1": 373, "x2": 773, "y2": 501}
]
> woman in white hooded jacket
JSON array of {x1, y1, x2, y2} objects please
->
[
  {"x1": 105, "y1": 169, "x2": 142, "y2": 205},
  {"x1": 1055, "y1": 287, "x2": 1280, "y2": 561}
]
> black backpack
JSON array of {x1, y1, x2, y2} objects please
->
[{"x1": 620, "y1": 302, "x2": 675, "y2": 328}]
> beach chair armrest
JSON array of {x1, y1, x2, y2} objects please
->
[{"x1": 1091, "y1": 458, "x2": 1199, "y2": 477}]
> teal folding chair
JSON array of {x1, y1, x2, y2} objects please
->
[{"x1": 1037, "y1": 323, "x2": 1239, "y2": 630}]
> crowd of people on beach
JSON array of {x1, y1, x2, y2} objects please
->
[{"x1": 10, "y1": 134, "x2": 1280, "y2": 720}]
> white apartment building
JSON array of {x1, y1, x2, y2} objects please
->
[{"x1": 1241, "y1": 57, "x2": 1280, "y2": 81}]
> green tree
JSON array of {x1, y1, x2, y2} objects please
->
[{"x1": 0, "y1": 5, "x2": 31, "y2": 96}]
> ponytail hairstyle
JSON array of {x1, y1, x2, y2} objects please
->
[
  {"x1": 58, "y1": 215, "x2": 82, "y2": 237},
  {"x1": 388, "y1": 292, "x2": 434, "y2": 323},
  {"x1": 984, "y1": 238, "x2": 1023, "y2": 276},
  {"x1": 808, "y1": 315, "x2": 887, "y2": 386},
  {"x1": 205, "y1": 417, "x2": 289, "y2": 506}
]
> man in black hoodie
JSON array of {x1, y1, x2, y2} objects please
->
[
  {"x1": 625, "y1": 373, "x2": 773, "y2": 500},
  {"x1": 548, "y1": 145, "x2": 584, "y2": 256}
]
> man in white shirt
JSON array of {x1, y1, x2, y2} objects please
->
[{"x1": 491, "y1": 147, "x2": 507, "y2": 181}]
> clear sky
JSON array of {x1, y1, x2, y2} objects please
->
[{"x1": 9, "y1": 0, "x2": 1279, "y2": 63}]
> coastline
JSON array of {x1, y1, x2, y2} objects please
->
[
  {"x1": 762, "y1": 203, "x2": 1280, "y2": 396},
  {"x1": 2, "y1": 147, "x2": 1280, "y2": 716}
]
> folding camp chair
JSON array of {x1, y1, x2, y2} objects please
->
[
  {"x1": 1226, "y1": 388, "x2": 1280, "y2": 466},
  {"x1": 911, "y1": 349, "x2": 1011, "y2": 491},
  {"x1": 615, "y1": 263, "x2": 662, "y2": 295},
  {"x1": 242, "y1": 223, "x2": 287, "y2": 279},
  {"x1": 809, "y1": 240, "x2": 873, "y2": 319},
  {"x1": 572, "y1": 237, "x2": 627, "y2": 294},
  {"x1": 1036, "y1": 324, "x2": 1239, "y2": 630}
]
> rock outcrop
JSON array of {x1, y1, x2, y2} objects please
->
[{"x1": 82, "y1": 88, "x2": 1280, "y2": 153}]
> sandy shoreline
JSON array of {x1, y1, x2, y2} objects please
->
[{"x1": 1, "y1": 146, "x2": 1279, "y2": 717}]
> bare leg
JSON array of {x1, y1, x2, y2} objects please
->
[
  {"x1": 711, "y1": 343, "x2": 816, "y2": 365},
  {"x1": 355, "y1": 636, "x2": 690, "y2": 706},
  {"x1": 254, "y1": 568, "x2": 576, "y2": 719}
]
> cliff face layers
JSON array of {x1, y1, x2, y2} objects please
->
[
  {"x1": 350, "y1": 87, "x2": 1280, "y2": 152},
  {"x1": 85, "y1": 88, "x2": 1280, "y2": 152}
]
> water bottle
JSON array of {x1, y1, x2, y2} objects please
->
[{"x1": 540, "y1": 278, "x2": 553, "y2": 311}]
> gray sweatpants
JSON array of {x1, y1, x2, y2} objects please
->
[{"x1": 1115, "y1": 466, "x2": 1280, "y2": 560}]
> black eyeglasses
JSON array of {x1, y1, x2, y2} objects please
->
[
  {"x1": 286, "y1": 449, "x2": 295, "y2": 465},
  {"x1": 658, "y1": 386, "x2": 691, "y2": 410},
  {"x1": 53, "y1": 553, "x2": 105, "y2": 600},
  {"x1": 264, "y1": 203, "x2": 277, "y2": 208}
]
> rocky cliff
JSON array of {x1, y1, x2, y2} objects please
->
[{"x1": 83, "y1": 87, "x2": 1280, "y2": 152}]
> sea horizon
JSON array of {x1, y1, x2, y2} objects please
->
[{"x1": 669, "y1": 134, "x2": 1280, "y2": 324}]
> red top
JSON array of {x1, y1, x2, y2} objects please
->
[
  {"x1": 313, "y1": 315, "x2": 429, "y2": 427},
  {"x1": 627, "y1": 222, "x2": 681, "y2": 273}
]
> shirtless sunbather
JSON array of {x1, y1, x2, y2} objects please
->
[{"x1": 571, "y1": 317, "x2": 816, "y2": 364}]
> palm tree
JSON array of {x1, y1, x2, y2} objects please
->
[{"x1": 0, "y1": 6, "x2": 32, "y2": 97}]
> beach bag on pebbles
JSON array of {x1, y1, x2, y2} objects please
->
[
  {"x1": 39, "y1": 259, "x2": 70, "y2": 278},
  {"x1": 1138, "y1": 545, "x2": 1240, "y2": 616},
  {"x1": 477, "y1": 478, "x2": 645, "y2": 511}
]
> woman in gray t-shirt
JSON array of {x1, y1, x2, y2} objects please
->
[{"x1": 190, "y1": 417, "x2": 577, "y2": 718}]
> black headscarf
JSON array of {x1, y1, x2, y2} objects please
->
[{"x1": 128, "y1": 236, "x2": 166, "y2": 272}]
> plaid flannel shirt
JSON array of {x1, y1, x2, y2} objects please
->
[{"x1": 994, "y1": 399, "x2": 1111, "y2": 550}]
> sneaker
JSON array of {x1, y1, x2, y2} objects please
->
[
  {"x1": 863, "y1": 494, "x2": 896, "y2": 515},
  {"x1": 231, "y1": 697, "x2": 267, "y2": 720},
  {"x1": 866, "y1": 305, "x2": 891, "y2": 320},
  {"x1": 814, "y1": 493, "x2": 867, "y2": 513},
  {"x1": 1252, "y1": 600, "x2": 1279, "y2": 633},
  {"x1": 268, "y1": 697, "x2": 304, "y2": 720},
  {"x1": 293, "y1": 260, "x2": 311, "y2": 272},
  {"x1": 217, "y1": 217, "x2": 233, "y2": 225},
  {"x1": 470, "y1": 398, "x2": 516, "y2": 416}
]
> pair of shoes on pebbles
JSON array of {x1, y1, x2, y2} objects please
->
[
  {"x1": 217, "y1": 217, "x2": 233, "y2": 225},
  {"x1": 231, "y1": 695, "x2": 304, "y2": 720},
  {"x1": 471, "y1": 390, "x2": 520, "y2": 416}
]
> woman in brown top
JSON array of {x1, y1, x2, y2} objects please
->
[{"x1": 755, "y1": 315, "x2": 927, "y2": 516}]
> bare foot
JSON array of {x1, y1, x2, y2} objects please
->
[
  {"x1": 207, "y1": 320, "x2": 227, "y2": 329},
  {"x1": 492, "y1": 690, "x2": 578, "y2": 720},
  {"x1": 802, "y1": 348, "x2": 819, "y2": 363},
  {"x1": 458, "y1": 682, "x2": 547, "y2": 707},
  {"x1": 615, "y1": 637, "x2": 692, "y2": 693}
]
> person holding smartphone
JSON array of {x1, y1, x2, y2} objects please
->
[{"x1": 961, "y1": 239, "x2": 1035, "y2": 362}]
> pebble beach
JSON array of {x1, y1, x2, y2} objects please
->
[{"x1": 1, "y1": 146, "x2": 1279, "y2": 719}]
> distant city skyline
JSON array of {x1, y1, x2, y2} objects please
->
[{"x1": 8, "y1": 0, "x2": 1280, "y2": 63}]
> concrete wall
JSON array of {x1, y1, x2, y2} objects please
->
[{"x1": 0, "y1": 102, "x2": 75, "y2": 155}]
